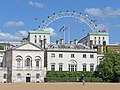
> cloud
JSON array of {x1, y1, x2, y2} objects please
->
[
  {"x1": 4, "y1": 21, "x2": 25, "y2": 27},
  {"x1": 0, "y1": 30, "x2": 28, "y2": 41},
  {"x1": 95, "y1": 24, "x2": 109, "y2": 31},
  {"x1": 0, "y1": 32, "x2": 21, "y2": 41},
  {"x1": 114, "y1": 24, "x2": 120, "y2": 28},
  {"x1": 45, "y1": 27, "x2": 62, "y2": 39},
  {"x1": 85, "y1": 7, "x2": 120, "y2": 18},
  {"x1": 15, "y1": 30, "x2": 28, "y2": 36},
  {"x1": 28, "y1": 1, "x2": 47, "y2": 8}
]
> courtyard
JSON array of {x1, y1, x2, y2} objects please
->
[{"x1": 0, "y1": 82, "x2": 120, "y2": 90}]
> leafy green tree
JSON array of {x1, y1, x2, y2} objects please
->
[
  {"x1": 0, "y1": 44, "x2": 4, "y2": 50},
  {"x1": 98, "y1": 51, "x2": 120, "y2": 82}
]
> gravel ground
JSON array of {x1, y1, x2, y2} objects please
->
[{"x1": 0, "y1": 82, "x2": 120, "y2": 90}]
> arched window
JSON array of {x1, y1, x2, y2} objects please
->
[
  {"x1": 35, "y1": 56, "x2": 41, "y2": 68},
  {"x1": 17, "y1": 73, "x2": 21, "y2": 79},
  {"x1": 36, "y1": 73, "x2": 40, "y2": 79},
  {"x1": 68, "y1": 60, "x2": 77, "y2": 72},
  {"x1": 16, "y1": 56, "x2": 22, "y2": 68},
  {"x1": 25, "y1": 56, "x2": 32, "y2": 68}
]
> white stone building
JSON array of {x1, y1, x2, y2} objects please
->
[
  {"x1": 28, "y1": 30, "x2": 50, "y2": 48},
  {"x1": 0, "y1": 50, "x2": 7, "y2": 83},
  {"x1": 79, "y1": 32, "x2": 109, "y2": 48},
  {"x1": 0, "y1": 29, "x2": 110, "y2": 83},
  {"x1": 46, "y1": 40, "x2": 98, "y2": 72},
  {"x1": 3, "y1": 42, "x2": 46, "y2": 83}
]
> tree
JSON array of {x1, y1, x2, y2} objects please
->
[
  {"x1": 0, "y1": 44, "x2": 4, "y2": 50},
  {"x1": 98, "y1": 51, "x2": 120, "y2": 82}
]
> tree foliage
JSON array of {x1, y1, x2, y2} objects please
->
[
  {"x1": 98, "y1": 51, "x2": 120, "y2": 82},
  {"x1": 0, "y1": 44, "x2": 4, "y2": 50}
]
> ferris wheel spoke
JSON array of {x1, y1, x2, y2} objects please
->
[{"x1": 40, "y1": 11, "x2": 97, "y2": 32}]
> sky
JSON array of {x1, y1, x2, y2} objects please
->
[{"x1": 0, "y1": 0, "x2": 120, "y2": 44}]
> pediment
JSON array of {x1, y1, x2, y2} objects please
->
[{"x1": 15, "y1": 43, "x2": 42, "y2": 51}]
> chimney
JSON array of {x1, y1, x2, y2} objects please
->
[
  {"x1": 60, "y1": 39, "x2": 64, "y2": 44},
  {"x1": 74, "y1": 39, "x2": 78, "y2": 45},
  {"x1": 56, "y1": 40, "x2": 59, "y2": 44},
  {"x1": 43, "y1": 39, "x2": 46, "y2": 49},
  {"x1": 70, "y1": 41, "x2": 73, "y2": 44},
  {"x1": 90, "y1": 40, "x2": 93, "y2": 49},
  {"x1": 40, "y1": 40, "x2": 42, "y2": 48}
]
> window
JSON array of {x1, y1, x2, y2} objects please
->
[
  {"x1": 90, "y1": 54, "x2": 94, "y2": 58},
  {"x1": 36, "y1": 73, "x2": 40, "y2": 79},
  {"x1": 98, "y1": 37, "x2": 100, "y2": 40},
  {"x1": 83, "y1": 64, "x2": 87, "y2": 71},
  {"x1": 51, "y1": 53, "x2": 55, "y2": 58},
  {"x1": 103, "y1": 41, "x2": 106, "y2": 46},
  {"x1": 83, "y1": 54, "x2": 86, "y2": 58},
  {"x1": 39, "y1": 35, "x2": 41, "y2": 43},
  {"x1": 16, "y1": 56, "x2": 22, "y2": 68},
  {"x1": 17, "y1": 73, "x2": 21, "y2": 79},
  {"x1": 98, "y1": 37, "x2": 101, "y2": 45},
  {"x1": 71, "y1": 65, "x2": 74, "y2": 71},
  {"x1": 68, "y1": 65, "x2": 70, "y2": 71},
  {"x1": 90, "y1": 64, "x2": 94, "y2": 72},
  {"x1": 68, "y1": 60, "x2": 77, "y2": 72},
  {"x1": 17, "y1": 61, "x2": 20, "y2": 68},
  {"x1": 3, "y1": 73, "x2": 7, "y2": 79},
  {"x1": 25, "y1": 57, "x2": 32, "y2": 68},
  {"x1": 94, "y1": 40, "x2": 96, "y2": 45},
  {"x1": 94, "y1": 37, "x2": 96, "y2": 40},
  {"x1": 0, "y1": 62, "x2": 3, "y2": 67},
  {"x1": 103, "y1": 37, "x2": 105, "y2": 40},
  {"x1": 94, "y1": 37, "x2": 96, "y2": 45},
  {"x1": 59, "y1": 64, "x2": 63, "y2": 71},
  {"x1": 26, "y1": 58, "x2": 30, "y2": 66},
  {"x1": 51, "y1": 64, "x2": 55, "y2": 71},
  {"x1": 68, "y1": 64, "x2": 77, "y2": 72},
  {"x1": 71, "y1": 54, "x2": 75, "y2": 58},
  {"x1": 59, "y1": 54, "x2": 63, "y2": 58},
  {"x1": 35, "y1": 56, "x2": 41, "y2": 68},
  {"x1": 43, "y1": 35, "x2": 46, "y2": 39},
  {"x1": 99, "y1": 41, "x2": 101, "y2": 45},
  {"x1": 36, "y1": 60, "x2": 39, "y2": 68},
  {"x1": 99, "y1": 58, "x2": 103, "y2": 63}
]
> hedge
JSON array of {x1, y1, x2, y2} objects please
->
[{"x1": 45, "y1": 71, "x2": 103, "y2": 82}]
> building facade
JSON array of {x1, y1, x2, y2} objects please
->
[
  {"x1": 79, "y1": 32, "x2": 109, "y2": 48},
  {"x1": 0, "y1": 29, "x2": 111, "y2": 83},
  {"x1": 3, "y1": 42, "x2": 46, "y2": 83},
  {"x1": 45, "y1": 39, "x2": 98, "y2": 72}
]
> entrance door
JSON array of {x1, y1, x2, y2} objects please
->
[{"x1": 26, "y1": 77, "x2": 31, "y2": 82}]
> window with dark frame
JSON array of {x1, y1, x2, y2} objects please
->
[
  {"x1": 71, "y1": 54, "x2": 75, "y2": 58},
  {"x1": 90, "y1": 54, "x2": 94, "y2": 58},
  {"x1": 83, "y1": 54, "x2": 86, "y2": 58},
  {"x1": 59, "y1": 54, "x2": 63, "y2": 58},
  {"x1": 51, "y1": 53, "x2": 55, "y2": 58},
  {"x1": 51, "y1": 64, "x2": 55, "y2": 71}
]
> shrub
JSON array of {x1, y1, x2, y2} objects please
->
[{"x1": 46, "y1": 71, "x2": 103, "y2": 82}]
